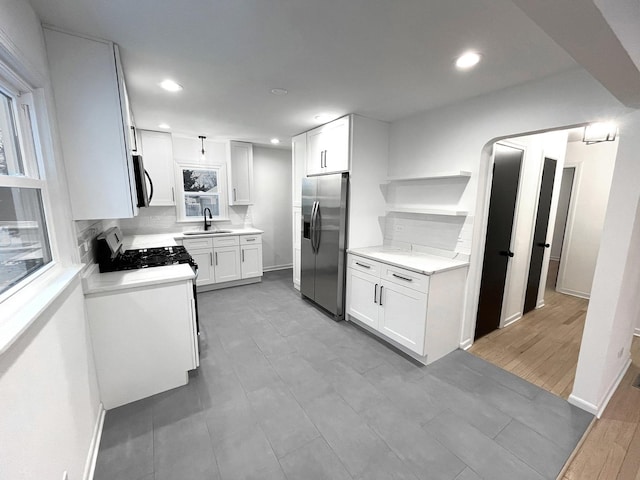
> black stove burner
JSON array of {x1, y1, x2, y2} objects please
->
[{"x1": 99, "y1": 245, "x2": 197, "y2": 272}]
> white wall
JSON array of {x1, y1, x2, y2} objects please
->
[
  {"x1": 252, "y1": 146, "x2": 293, "y2": 270},
  {"x1": 0, "y1": 280, "x2": 101, "y2": 480},
  {"x1": 388, "y1": 67, "x2": 638, "y2": 415},
  {"x1": 499, "y1": 131, "x2": 568, "y2": 326},
  {"x1": 551, "y1": 167, "x2": 575, "y2": 260},
  {"x1": 556, "y1": 139, "x2": 618, "y2": 298},
  {"x1": 0, "y1": 2, "x2": 102, "y2": 479}
]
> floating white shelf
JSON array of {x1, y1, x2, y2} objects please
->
[
  {"x1": 386, "y1": 205, "x2": 468, "y2": 216},
  {"x1": 385, "y1": 171, "x2": 472, "y2": 182}
]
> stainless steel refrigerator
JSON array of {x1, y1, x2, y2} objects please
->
[{"x1": 300, "y1": 172, "x2": 349, "y2": 319}]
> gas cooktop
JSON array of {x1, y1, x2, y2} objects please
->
[{"x1": 99, "y1": 245, "x2": 197, "y2": 273}]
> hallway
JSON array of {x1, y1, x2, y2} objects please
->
[{"x1": 469, "y1": 260, "x2": 588, "y2": 399}]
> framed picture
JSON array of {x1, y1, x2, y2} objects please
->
[{"x1": 176, "y1": 164, "x2": 228, "y2": 221}]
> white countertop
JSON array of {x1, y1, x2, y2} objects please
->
[
  {"x1": 173, "y1": 227, "x2": 263, "y2": 240},
  {"x1": 83, "y1": 264, "x2": 195, "y2": 295},
  {"x1": 348, "y1": 246, "x2": 469, "y2": 275}
]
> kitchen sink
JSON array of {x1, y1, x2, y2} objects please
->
[{"x1": 183, "y1": 229, "x2": 233, "y2": 236}]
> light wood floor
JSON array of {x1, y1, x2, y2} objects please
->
[
  {"x1": 563, "y1": 336, "x2": 640, "y2": 480},
  {"x1": 469, "y1": 260, "x2": 588, "y2": 398},
  {"x1": 469, "y1": 260, "x2": 640, "y2": 479}
]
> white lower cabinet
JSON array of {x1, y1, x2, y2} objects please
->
[
  {"x1": 181, "y1": 233, "x2": 263, "y2": 290},
  {"x1": 86, "y1": 279, "x2": 198, "y2": 409},
  {"x1": 241, "y1": 242, "x2": 263, "y2": 278},
  {"x1": 214, "y1": 246, "x2": 241, "y2": 283},
  {"x1": 346, "y1": 253, "x2": 465, "y2": 364}
]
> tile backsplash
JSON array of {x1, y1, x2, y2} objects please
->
[{"x1": 75, "y1": 219, "x2": 117, "y2": 265}]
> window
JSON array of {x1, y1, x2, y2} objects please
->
[
  {"x1": 0, "y1": 86, "x2": 53, "y2": 298},
  {"x1": 176, "y1": 164, "x2": 228, "y2": 221}
]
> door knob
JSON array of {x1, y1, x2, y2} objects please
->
[
  {"x1": 536, "y1": 242, "x2": 551, "y2": 248},
  {"x1": 499, "y1": 250, "x2": 515, "y2": 258}
]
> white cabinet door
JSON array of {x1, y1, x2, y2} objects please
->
[
  {"x1": 241, "y1": 243, "x2": 263, "y2": 279},
  {"x1": 214, "y1": 246, "x2": 241, "y2": 283},
  {"x1": 293, "y1": 248, "x2": 301, "y2": 289},
  {"x1": 228, "y1": 141, "x2": 254, "y2": 205},
  {"x1": 306, "y1": 116, "x2": 350, "y2": 176},
  {"x1": 322, "y1": 116, "x2": 350, "y2": 174},
  {"x1": 140, "y1": 130, "x2": 176, "y2": 206},
  {"x1": 44, "y1": 28, "x2": 137, "y2": 220},
  {"x1": 379, "y1": 280, "x2": 428, "y2": 355},
  {"x1": 292, "y1": 133, "x2": 307, "y2": 206},
  {"x1": 347, "y1": 268, "x2": 380, "y2": 330},
  {"x1": 306, "y1": 127, "x2": 325, "y2": 176},
  {"x1": 191, "y1": 248, "x2": 214, "y2": 285}
]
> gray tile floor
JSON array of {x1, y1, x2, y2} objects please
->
[{"x1": 94, "y1": 269, "x2": 593, "y2": 480}]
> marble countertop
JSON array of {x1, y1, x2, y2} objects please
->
[
  {"x1": 348, "y1": 246, "x2": 469, "y2": 275},
  {"x1": 83, "y1": 264, "x2": 195, "y2": 295}
]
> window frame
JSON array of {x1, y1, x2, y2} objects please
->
[
  {"x1": 0, "y1": 75, "x2": 57, "y2": 304},
  {"x1": 175, "y1": 162, "x2": 229, "y2": 222}
]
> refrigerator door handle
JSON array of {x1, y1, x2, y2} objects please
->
[
  {"x1": 310, "y1": 201, "x2": 318, "y2": 253},
  {"x1": 314, "y1": 202, "x2": 321, "y2": 253}
]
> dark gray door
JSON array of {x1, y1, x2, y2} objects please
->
[
  {"x1": 314, "y1": 173, "x2": 348, "y2": 317},
  {"x1": 524, "y1": 157, "x2": 557, "y2": 313},
  {"x1": 300, "y1": 177, "x2": 317, "y2": 300},
  {"x1": 475, "y1": 144, "x2": 523, "y2": 340}
]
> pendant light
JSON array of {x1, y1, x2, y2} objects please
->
[{"x1": 199, "y1": 135, "x2": 206, "y2": 160}]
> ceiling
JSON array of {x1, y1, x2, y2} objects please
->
[{"x1": 28, "y1": 0, "x2": 580, "y2": 146}]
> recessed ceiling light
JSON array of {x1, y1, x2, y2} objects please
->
[
  {"x1": 455, "y1": 51, "x2": 482, "y2": 70},
  {"x1": 314, "y1": 113, "x2": 333, "y2": 123},
  {"x1": 270, "y1": 138, "x2": 280, "y2": 145},
  {"x1": 158, "y1": 123, "x2": 171, "y2": 129},
  {"x1": 160, "y1": 79, "x2": 183, "y2": 92},
  {"x1": 270, "y1": 88, "x2": 288, "y2": 96}
]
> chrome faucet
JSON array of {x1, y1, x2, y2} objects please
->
[{"x1": 203, "y1": 207, "x2": 213, "y2": 231}]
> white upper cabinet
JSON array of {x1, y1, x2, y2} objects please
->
[
  {"x1": 44, "y1": 27, "x2": 138, "y2": 220},
  {"x1": 306, "y1": 116, "x2": 350, "y2": 176},
  {"x1": 227, "y1": 141, "x2": 254, "y2": 205},
  {"x1": 139, "y1": 130, "x2": 176, "y2": 206}
]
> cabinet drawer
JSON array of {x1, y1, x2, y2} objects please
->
[
  {"x1": 348, "y1": 254, "x2": 381, "y2": 276},
  {"x1": 240, "y1": 235, "x2": 262, "y2": 245},
  {"x1": 183, "y1": 237, "x2": 213, "y2": 249},
  {"x1": 381, "y1": 265, "x2": 429, "y2": 293},
  {"x1": 213, "y1": 235, "x2": 239, "y2": 248}
]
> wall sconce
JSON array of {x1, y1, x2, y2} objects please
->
[
  {"x1": 199, "y1": 135, "x2": 206, "y2": 160},
  {"x1": 583, "y1": 122, "x2": 617, "y2": 145}
]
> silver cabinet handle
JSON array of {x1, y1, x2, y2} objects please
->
[
  {"x1": 245, "y1": 238, "x2": 256, "y2": 242},
  {"x1": 323, "y1": 150, "x2": 327, "y2": 168},
  {"x1": 374, "y1": 283, "x2": 378, "y2": 304},
  {"x1": 379, "y1": 286, "x2": 383, "y2": 306},
  {"x1": 355, "y1": 262, "x2": 371, "y2": 269},
  {"x1": 215, "y1": 252, "x2": 218, "y2": 265},
  {"x1": 171, "y1": 187, "x2": 175, "y2": 202},
  {"x1": 392, "y1": 273, "x2": 413, "y2": 282},
  {"x1": 233, "y1": 188, "x2": 237, "y2": 202},
  {"x1": 209, "y1": 252, "x2": 213, "y2": 265},
  {"x1": 242, "y1": 249, "x2": 245, "y2": 262}
]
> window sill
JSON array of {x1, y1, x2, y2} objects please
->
[{"x1": 0, "y1": 264, "x2": 84, "y2": 355}]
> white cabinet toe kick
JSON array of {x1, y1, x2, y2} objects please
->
[{"x1": 346, "y1": 251, "x2": 468, "y2": 365}]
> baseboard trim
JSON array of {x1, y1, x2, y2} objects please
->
[
  {"x1": 568, "y1": 358, "x2": 631, "y2": 418},
  {"x1": 83, "y1": 403, "x2": 105, "y2": 480},
  {"x1": 567, "y1": 394, "x2": 598, "y2": 416},
  {"x1": 197, "y1": 277, "x2": 261, "y2": 292},
  {"x1": 263, "y1": 264, "x2": 293, "y2": 272},
  {"x1": 459, "y1": 338, "x2": 473, "y2": 350},
  {"x1": 634, "y1": 328, "x2": 640, "y2": 337},
  {"x1": 502, "y1": 312, "x2": 522, "y2": 328},
  {"x1": 555, "y1": 287, "x2": 590, "y2": 300}
]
